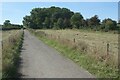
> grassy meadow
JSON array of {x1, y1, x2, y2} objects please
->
[
  {"x1": 40, "y1": 29, "x2": 118, "y2": 55},
  {"x1": 0, "y1": 30, "x2": 21, "y2": 76},
  {"x1": 30, "y1": 29, "x2": 119, "y2": 78},
  {"x1": 2, "y1": 30, "x2": 20, "y2": 40},
  {"x1": 1, "y1": 30, "x2": 24, "y2": 78}
]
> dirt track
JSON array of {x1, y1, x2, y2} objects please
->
[{"x1": 19, "y1": 30, "x2": 95, "y2": 78}]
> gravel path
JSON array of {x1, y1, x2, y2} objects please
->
[{"x1": 19, "y1": 30, "x2": 95, "y2": 78}]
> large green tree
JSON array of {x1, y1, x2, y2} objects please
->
[
  {"x1": 101, "y1": 18, "x2": 117, "y2": 31},
  {"x1": 3, "y1": 20, "x2": 23, "y2": 30},
  {"x1": 88, "y1": 15, "x2": 100, "y2": 27},
  {"x1": 63, "y1": 18, "x2": 71, "y2": 29},
  {"x1": 3, "y1": 20, "x2": 11, "y2": 28},
  {"x1": 22, "y1": 6, "x2": 117, "y2": 32},
  {"x1": 44, "y1": 17, "x2": 51, "y2": 29},
  {"x1": 57, "y1": 18, "x2": 64, "y2": 29},
  {"x1": 23, "y1": 16, "x2": 31, "y2": 28},
  {"x1": 70, "y1": 13, "x2": 83, "y2": 29},
  {"x1": 23, "y1": 6, "x2": 74, "y2": 29}
]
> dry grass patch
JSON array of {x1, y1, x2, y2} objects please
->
[{"x1": 39, "y1": 29, "x2": 118, "y2": 64}]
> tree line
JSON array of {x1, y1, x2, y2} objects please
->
[
  {"x1": 2, "y1": 20, "x2": 23, "y2": 30},
  {"x1": 22, "y1": 6, "x2": 119, "y2": 31}
]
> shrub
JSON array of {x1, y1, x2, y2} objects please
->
[{"x1": 77, "y1": 41, "x2": 88, "y2": 53}]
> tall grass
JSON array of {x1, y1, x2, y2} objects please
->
[
  {"x1": 29, "y1": 29, "x2": 119, "y2": 78},
  {"x1": 2, "y1": 30, "x2": 24, "y2": 78},
  {"x1": 39, "y1": 29, "x2": 118, "y2": 68}
]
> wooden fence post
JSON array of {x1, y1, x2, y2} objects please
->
[
  {"x1": 1, "y1": 41, "x2": 3, "y2": 50},
  {"x1": 107, "y1": 43, "x2": 109, "y2": 56},
  {"x1": 51, "y1": 34, "x2": 52, "y2": 38},
  {"x1": 45, "y1": 33, "x2": 46, "y2": 36},
  {"x1": 73, "y1": 38, "x2": 75, "y2": 43}
]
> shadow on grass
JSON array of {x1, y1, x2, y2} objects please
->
[
  {"x1": 15, "y1": 43, "x2": 27, "y2": 78},
  {"x1": 2, "y1": 48, "x2": 27, "y2": 80}
]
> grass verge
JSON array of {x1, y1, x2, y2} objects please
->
[
  {"x1": 2, "y1": 30, "x2": 24, "y2": 78},
  {"x1": 29, "y1": 29, "x2": 119, "y2": 79}
]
